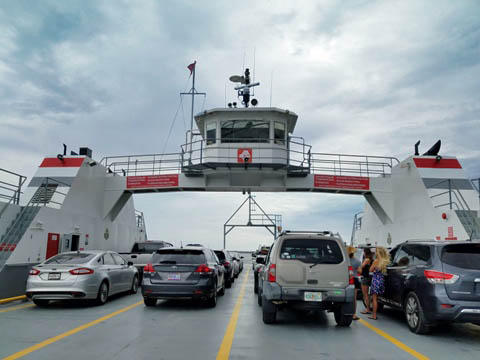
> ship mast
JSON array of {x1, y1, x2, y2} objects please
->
[{"x1": 181, "y1": 61, "x2": 206, "y2": 161}]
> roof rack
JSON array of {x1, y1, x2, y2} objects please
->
[
  {"x1": 404, "y1": 239, "x2": 437, "y2": 243},
  {"x1": 279, "y1": 230, "x2": 335, "y2": 236}
]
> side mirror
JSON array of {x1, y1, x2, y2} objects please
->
[
  {"x1": 127, "y1": 261, "x2": 134, "y2": 267},
  {"x1": 256, "y1": 257, "x2": 265, "y2": 264},
  {"x1": 240, "y1": 256, "x2": 244, "y2": 259}
]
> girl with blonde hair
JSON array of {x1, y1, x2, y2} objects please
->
[{"x1": 368, "y1": 247, "x2": 390, "y2": 320}]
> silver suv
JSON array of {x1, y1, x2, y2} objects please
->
[{"x1": 257, "y1": 231, "x2": 355, "y2": 326}]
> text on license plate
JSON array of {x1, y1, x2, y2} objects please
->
[
  {"x1": 304, "y1": 292, "x2": 322, "y2": 301},
  {"x1": 167, "y1": 274, "x2": 181, "y2": 281},
  {"x1": 48, "y1": 273, "x2": 61, "y2": 280}
]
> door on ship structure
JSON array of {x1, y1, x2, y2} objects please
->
[
  {"x1": 45, "y1": 233, "x2": 60, "y2": 260},
  {"x1": 60, "y1": 234, "x2": 80, "y2": 252}
]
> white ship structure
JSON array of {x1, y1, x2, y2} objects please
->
[{"x1": 1, "y1": 66, "x2": 479, "y2": 297}]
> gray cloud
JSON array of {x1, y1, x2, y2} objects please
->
[{"x1": 0, "y1": 0, "x2": 479, "y2": 248}]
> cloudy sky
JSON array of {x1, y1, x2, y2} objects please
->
[{"x1": 1, "y1": 0, "x2": 479, "y2": 250}]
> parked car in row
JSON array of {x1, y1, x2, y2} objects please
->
[
  {"x1": 379, "y1": 240, "x2": 480, "y2": 334},
  {"x1": 142, "y1": 246, "x2": 226, "y2": 308},
  {"x1": 257, "y1": 231, "x2": 355, "y2": 326},
  {"x1": 229, "y1": 251, "x2": 244, "y2": 273},
  {"x1": 26, "y1": 251, "x2": 139, "y2": 306},
  {"x1": 253, "y1": 245, "x2": 270, "y2": 270},
  {"x1": 120, "y1": 240, "x2": 173, "y2": 280},
  {"x1": 214, "y1": 250, "x2": 235, "y2": 288}
]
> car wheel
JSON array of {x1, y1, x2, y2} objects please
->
[
  {"x1": 33, "y1": 299, "x2": 49, "y2": 307},
  {"x1": 334, "y1": 308, "x2": 353, "y2": 327},
  {"x1": 95, "y1": 281, "x2": 109, "y2": 306},
  {"x1": 254, "y1": 273, "x2": 258, "y2": 294},
  {"x1": 405, "y1": 292, "x2": 430, "y2": 334},
  {"x1": 206, "y1": 283, "x2": 217, "y2": 308},
  {"x1": 219, "y1": 279, "x2": 226, "y2": 296},
  {"x1": 377, "y1": 302, "x2": 384, "y2": 312},
  {"x1": 144, "y1": 297, "x2": 157, "y2": 307},
  {"x1": 129, "y1": 275, "x2": 139, "y2": 294},
  {"x1": 262, "y1": 296, "x2": 276, "y2": 324},
  {"x1": 226, "y1": 278, "x2": 232, "y2": 289},
  {"x1": 257, "y1": 291, "x2": 263, "y2": 307}
]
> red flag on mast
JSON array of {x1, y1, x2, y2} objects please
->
[{"x1": 187, "y1": 61, "x2": 196, "y2": 75}]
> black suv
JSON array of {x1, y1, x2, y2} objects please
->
[{"x1": 380, "y1": 240, "x2": 480, "y2": 334}]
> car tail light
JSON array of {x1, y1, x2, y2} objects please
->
[
  {"x1": 424, "y1": 270, "x2": 459, "y2": 284},
  {"x1": 144, "y1": 263, "x2": 155, "y2": 273},
  {"x1": 29, "y1": 268, "x2": 40, "y2": 276},
  {"x1": 348, "y1": 266, "x2": 354, "y2": 285},
  {"x1": 69, "y1": 268, "x2": 94, "y2": 275},
  {"x1": 223, "y1": 261, "x2": 230, "y2": 267},
  {"x1": 441, "y1": 304, "x2": 454, "y2": 309},
  {"x1": 268, "y1": 264, "x2": 276, "y2": 282},
  {"x1": 195, "y1": 264, "x2": 213, "y2": 274}
]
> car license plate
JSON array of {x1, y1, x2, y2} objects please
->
[
  {"x1": 304, "y1": 292, "x2": 322, "y2": 302},
  {"x1": 48, "y1": 273, "x2": 61, "y2": 280},
  {"x1": 167, "y1": 273, "x2": 181, "y2": 281}
]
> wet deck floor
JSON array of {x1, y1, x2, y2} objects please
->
[{"x1": 1, "y1": 268, "x2": 480, "y2": 360}]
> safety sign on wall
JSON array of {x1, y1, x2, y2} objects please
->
[
  {"x1": 127, "y1": 174, "x2": 179, "y2": 189},
  {"x1": 314, "y1": 175, "x2": 370, "y2": 191},
  {"x1": 237, "y1": 148, "x2": 253, "y2": 163}
]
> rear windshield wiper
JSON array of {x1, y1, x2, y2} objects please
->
[{"x1": 159, "y1": 260, "x2": 177, "y2": 264}]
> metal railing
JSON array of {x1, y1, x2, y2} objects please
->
[
  {"x1": 311, "y1": 153, "x2": 399, "y2": 177},
  {"x1": 0, "y1": 177, "x2": 71, "y2": 270},
  {"x1": 428, "y1": 179, "x2": 480, "y2": 238},
  {"x1": 0, "y1": 168, "x2": 27, "y2": 219},
  {"x1": 101, "y1": 137, "x2": 398, "y2": 178},
  {"x1": 350, "y1": 211, "x2": 363, "y2": 244}
]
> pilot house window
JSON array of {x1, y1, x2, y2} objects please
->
[
  {"x1": 274, "y1": 122, "x2": 286, "y2": 145},
  {"x1": 221, "y1": 120, "x2": 270, "y2": 143},
  {"x1": 206, "y1": 121, "x2": 216, "y2": 145}
]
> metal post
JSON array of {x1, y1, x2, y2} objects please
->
[
  {"x1": 448, "y1": 179, "x2": 452, "y2": 210},
  {"x1": 223, "y1": 225, "x2": 226, "y2": 249}
]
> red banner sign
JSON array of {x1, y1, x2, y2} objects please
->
[
  {"x1": 237, "y1": 148, "x2": 253, "y2": 163},
  {"x1": 314, "y1": 175, "x2": 370, "y2": 190},
  {"x1": 127, "y1": 174, "x2": 179, "y2": 189}
]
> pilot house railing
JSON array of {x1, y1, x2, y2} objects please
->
[{"x1": 100, "y1": 137, "x2": 399, "y2": 178}]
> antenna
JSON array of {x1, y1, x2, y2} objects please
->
[
  {"x1": 252, "y1": 47, "x2": 256, "y2": 96},
  {"x1": 270, "y1": 70, "x2": 273, "y2": 107},
  {"x1": 229, "y1": 68, "x2": 260, "y2": 107}
]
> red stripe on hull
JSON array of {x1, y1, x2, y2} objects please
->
[
  {"x1": 39, "y1": 158, "x2": 85, "y2": 168},
  {"x1": 413, "y1": 158, "x2": 462, "y2": 169}
]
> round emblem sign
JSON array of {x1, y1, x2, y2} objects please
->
[{"x1": 104, "y1": 228, "x2": 109, "y2": 240}]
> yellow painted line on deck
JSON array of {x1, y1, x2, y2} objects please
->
[
  {"x1": 216, "y1": 269, "x2": 250, "y2": 360},
  {"x1": 0, "y1": 303, "x2": 34, "y2": 313},
  {"x1": 359, "y1": 318, "x2": 430, "y2": 360},
  {"x1": 2, "y1": 300, "x2": 143, "y2": 360},
  {"x1": 0, "y1": 295, "x2": 26, "y2": 304}
]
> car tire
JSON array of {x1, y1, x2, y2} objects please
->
[
  {"x1": 144, "y1": 297, "x2": 157, "y2": 307},
  {"x1": 96, "y1": 281, "x2": 109, "y2": 306},
  {"x1": 405, "y1": 292, "x2": 430, "y2": 334},
  {"x1": 33, "y1": 299, "x2": 49, "y2": 307},
  {"x1": 226, "y1": 278, "x2": 232, "y2": 289},
  {"x1": 334, "y1": 308, "x2": 353, "y2": 327},
  {"x1": 262, "y1": 296, "x2": 276, "y2": 324},
  {"x1": 254, "y1": 273, "x2": 258, "y2": 294},
  {"x1": 206, "y1": 283, "x2": 217, "y2": 308},
  {"x1": 219, "y1": 279, "x2": 226, "y2": 296},
  {"x1": 257, "y1": 291, "x2": 262, "y2": 307},
  {"x1": 129, "y1": 275, "x2": 139, "y2": 294},
  {"x1": 377, "y1": 302, "x2": 384, "y2": 312}
]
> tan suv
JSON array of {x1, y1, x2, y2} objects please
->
[{"x1": 257, "y1": 231, "x2": 355, "y2": 326}]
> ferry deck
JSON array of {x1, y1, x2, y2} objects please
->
[{"x1": 1, "y1": 266, "x2": 480, "y2": 360}]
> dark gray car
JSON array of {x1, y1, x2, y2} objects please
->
[
  {"x1": 380, "y1": 240, "x2": 480, "y2": 334},
  {"x1": 141, "y1": 247, "x2": 226, "y2": 307}
]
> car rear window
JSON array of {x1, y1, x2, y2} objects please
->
[
  {"x1": 214, "y1": 251, "x2": 226, "y2": 262},
  {"x1": 132, "y1": 242, "x2": 171, "y2": 253},
  {"x1": 280, "y1": 239, "x2": 343, "y2": 264},
  {"x1": 441, "y1": 244, "x2": 480, "y2": 270},
  {"x1": 44, "y1": 253, "x2": 95, "y2": 264},
  {"x1": 152, "y1": 250, "x2": 206, "y2": 265}
]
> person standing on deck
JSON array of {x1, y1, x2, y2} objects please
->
[
  {"x1": 359, "y1": 248, "x2": 374, "y2": 315},
  {"x1": 368, "y1": 247, "x2": 390, "y2": 320},
  {"x1": 347, "y1": 246, "x2": 361, "y2": 321}
]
